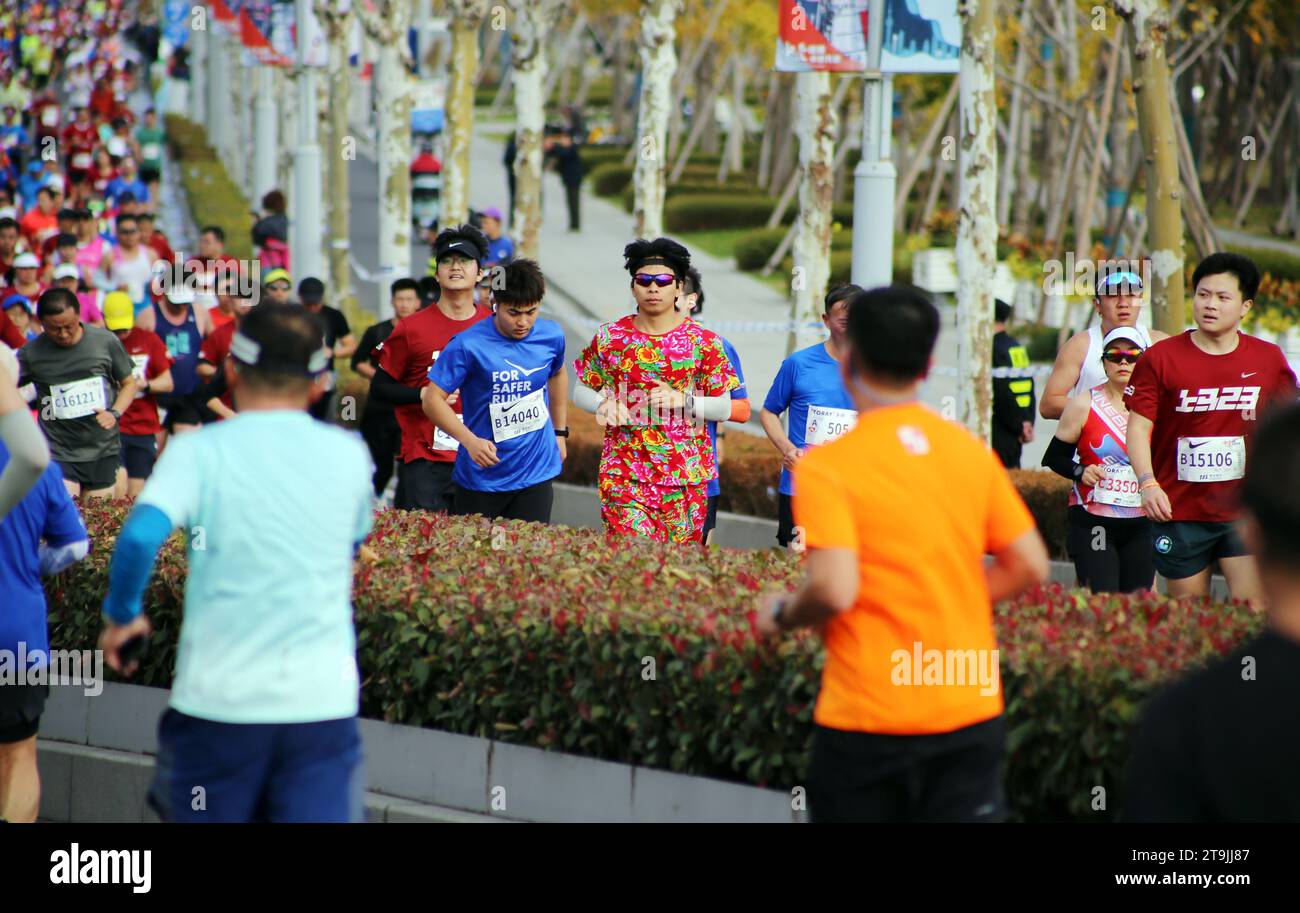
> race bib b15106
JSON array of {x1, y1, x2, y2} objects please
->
[{"x1": 1176, "y1": 436, "x2": 1245, "y2": 483}]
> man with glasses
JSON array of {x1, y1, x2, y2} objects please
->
[
  {"x1": 1125, "y1": 253, "x2": 1298, "y2": 602},
  {"x1": 1040, "y1": 268, "x2": 1168, "y2": 421},
  {"x1": 572, "y1": 238, "x2": 738, "y2": 543},
  {"x1": 15, "y1": 287, "x2": 138, "y2": 499},
  {"x1": 262, "y1": 268, "x2": 293, "y2": 306}
]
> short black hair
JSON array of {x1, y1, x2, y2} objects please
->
[
  {"x1": 56, "y1": 231, "x2": 77, "y2": 248},
  {"x1": 1241, "y1": 401, "x2": 1300, "y2": 568},
  {"x1": 624, "y1": 237, "x2": 690, "y2": 281},
  {"x1": 493, "y1": 258, "x2": 546, "y2": 307},
  {"x1": 115, "y1": 213, "x2": 138, "y2": 230},
  {"x1": 0, "y1": 217, "x2": 17, "y2": 233},
  {"x1": 36, "y1": 286, "x2": 80, "y2": 318},
  {"x1": 825, "y1": 283, "x2": 863, "y2": 315},
  {"x1": 37, "y1": 185, "x2": 56, "y2": 198},
  {"x1": 683, "y1": 266, "x2": 704, "y2": 315},
  {"x1": 390, "y1": 277, "x2": 420, "y2": 298},
  {"x1": 994, "y1": 299, "x2": 1013, "y2": 323},
  {"x1": 234, "y1": 303, "x2": 323, "y2": 391},
  {"x1": 200, "y1": 225, "x2": 225, "y2": 243},
  {"x1": 417, "y1": 275, "x2": 440, "y2": 306},
  {"x1": 845, "y1": 285, "x2": 941, "y2": 384},
  {"x1": 1192, "y1": 252, "x2": 1260, "y2": 302}
]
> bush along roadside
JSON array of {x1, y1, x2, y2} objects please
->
[
  {"x1": 48, "y1": 506, "x2": 1259, "y2": 821},
  {"x1": 163, "y1": 114, "x2": 253, "y2": 262}
]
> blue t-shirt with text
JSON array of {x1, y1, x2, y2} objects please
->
[
  {"x1": 706, "y1": 336, "x2": 747, "y2": 499},
  {"x1": 428, "y1": 317, "x2": 566, "y2": 493},
  {"x1": 762, "y1": 341, "x2": 853, "y2": 496}
]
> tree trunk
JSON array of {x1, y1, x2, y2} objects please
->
[
  {"x1": 318, "y1": 1, "x2": 356, "y2": 313},
  {"x1": 444, "y1": 1, "x2": 490, "y2": 228},
  {"x1": 610, "y1": 16, "x2": 634, "y2": 140},
  {"x1": 1010, "y1": 91, "x2": 1035, "y2": 236},
  {"x1": 790, "y1": 70, "x2": 837, "y2": 357},
  {"x1": 1115, "y1": 0, "x2": 1184, "y2": 336},
  {"x1": 668, "y1": 54, "x2": 732, "y2": 184},
  {"x1": 998, "y1": 0, "x2": 1034, "y2": 226},
  {"x1": 542, "y1": 13, "x2": 588, "y2": 107},
  {"x1": 756, "y1": 70, "x2": 779, "y2": 189},
  {"x1": 722, "y1": 50, "x2": 746, "y2": 178},
  {"x1": 478, "y1": 18, "x2": 506, "y2": 87},
  {"x1": 768, "y1": 82, "x2": 798, "y2": 196},
  {"x1": 509, "y1": 0, "x2": 566, "y2": 261},
  {"x1": 1074, "y1": 25, "x2": 1125, "y2": 262},
  {"x1": 1104, "y1": 52, "x2": 1131, "y2": 246},
  {"x1": 1232, "y1": 85, "x2": 1294, "y2": 228},
  {"x1": 697, "y1": 52, "x2": 721, "y2": 156},
  {"x1": 632, "y1": 0, "x2": 680, "y2": 239},
  {"x1": 359, "y1": 0, "x2": 415, "y2": 291},
  {"x1": 956, "y1": 0, "x2": 998, "y2": 443},
  {"x1": 917, "y1": 107, "x2": 956, "y2": 232},
  {"x1": 278, "y1": 68, "x2": 296, "y2": 197}
]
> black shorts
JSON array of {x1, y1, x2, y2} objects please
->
[
  {"x1": 395, "y1": 459, "x2": 455, "y2": 512},
  {"x1": 156, "y1": 393, "x2": 204, "y2": 431},
  {"x1": 452, "y1": 479, "x2": 554, "y2": 523},
  {"x1": 0, "y1": 683, "x2": 49, "y2": 744},
  {"x1": 1150, "y1": 520, "x2": 1249, "y2": 580},
  {"x1": 139, "y1": 166, "x2": 161, "y2": 184},
  {"x1": 119, "y1": 432, "x2": 158, "y2": 479},
  {"x1": 702, "y1": 494, "x2": 720, "y2": 542},
  {"x1": 56, "y1": 454, "x2": 119, "y2": 491},
  {"x1": 808, "y1": 716, "x2": 1007, "y2": 823},
  {"x1": 777, "y1": 493, "x2": 795, "y2": 547}
]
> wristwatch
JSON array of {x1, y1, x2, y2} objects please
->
[
  {"x1": 554, "y1": 427, "x2": 569, "y2": 438},
  {"x1": 109, "y1": 408, "x2": 122, "y2": 420}
]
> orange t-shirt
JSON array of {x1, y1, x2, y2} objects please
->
[{"x1": 793, "y1": 402, "x2": 1035, "y2": 736}]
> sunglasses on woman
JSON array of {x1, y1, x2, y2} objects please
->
[
  {"x1": 633, "y1": 273, "x2": 676, "y2": 288},
  {"x1": 1103, "y1": 348, "x2": 1142, "y2": 365}
]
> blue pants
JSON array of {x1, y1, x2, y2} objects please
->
[{"x1": 149, "y1": 709, "x2": 364, "y2": 823}]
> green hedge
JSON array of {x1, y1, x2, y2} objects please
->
[
  {"x1": 1226, "y1": 245, "x2": 1300, "y2": 282},
  {"x1": 733, "y1": 227, "x2": 856, "y2": 271},
  {"x1": 588, "y1": 163, "x2": 635, "y2": 196},
  {"x1": 620, "y1": 180, "x2": 758, "y2": 213},
  {"x1": 665, "y1": 196, "x2": 855, "y2": 233},
  {"x1": 51, "y1": 505, "x2": 1259, "y2": 821},
  {"x1": 164, "y1": 115, "x2": 253, "y2": 262}
]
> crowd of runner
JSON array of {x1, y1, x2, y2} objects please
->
[{"x1": 2, "y1": 0, "x2": 1298, "y2": 826}]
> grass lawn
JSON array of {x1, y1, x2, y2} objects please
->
[{"x1": 1210, "y1": 199, "x2": 1282, "y2": 236}]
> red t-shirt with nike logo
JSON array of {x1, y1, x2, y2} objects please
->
[{"x1": 1125, "y1": 330, "x2": 1297, "y2": 521}]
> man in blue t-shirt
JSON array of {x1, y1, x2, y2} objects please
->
[
  {"x1": 759, "y1": 284, "x2": 861, "y2": 548},
  {"x1": 105, "y1": 157, "x2": 150, "y2": 209},
  {"x1": 422, "y1": 258, "x2": 567, "y2": 523},
  {"x1": 0, "y1": 422, "x2": 90, "y2": 823},
  {"x1": 683, "y1": 268, "x2": 750, "y2": 545},
  {"x1": 479, "y1": 207, "x2": 515, "y2": 269},
  {"x1": 99, "y1": 305, "x2": 374, "y2": 823}
]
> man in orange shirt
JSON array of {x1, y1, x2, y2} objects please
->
[{"x1": 756, "y1": 285, "x2": 1050, "y2": 823}]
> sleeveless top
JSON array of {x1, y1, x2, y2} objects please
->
[
  {"x1": 112, "y1": 245, "x2": 155, "y2": 308},
  {"x1": 1069, "y1": 386, "x2": 1144, "y2": 519},
  {"x1": 1071, "y1": 323, "x2": 1153, "y2": 398},
  {"x1": 152, "y1": 301, "x2": 203, "y2": 396}
]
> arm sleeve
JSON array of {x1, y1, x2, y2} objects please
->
[
  {"x1": 985, "y1": 455, "x2": 1037, "y2": 553},
  {"x1": 350, "y1": 325, "x2": 379, "y2": 372},
  {"x1": 0, "y1": 409, "x2": 50, "y2": 520},
  {"x1": 1041, "y1": 435, "x2": 1083, "y2": 481},
  {"x1": 690, "y1": 394, "x2": 734, "y2": 422},
  {"x1": 39, "y1": 538, "x2": 89, "y2": 576},
  {"x1": 573, "y1": 382, "x2": 603, "y2": 414},
  {"x1": 792, "y1": 457, "x2": 859, "y2": 551},
  {"x1": 101, "y1": 503, "x2": 175, "y2": 624},
  {"x1": 370, "y1": 365, "x2": 422, "y2": 406}
]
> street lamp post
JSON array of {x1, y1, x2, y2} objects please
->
[
  {"x1": 850, "y1": 0, "x2": 896, "y2": 289},
  {"x1": 291, "y1": 0, "x2": 324, "y2": 284}
]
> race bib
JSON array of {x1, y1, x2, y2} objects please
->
[
  {"x1": 805, "y1": 405, "x2": 857, "y2": 447},
  {"x1": 130, "y1": 354, "x2": 149, "y2": 398},
  {"x1": 432, "y1": 425, "x2": 460, "y2": 451},
  {"x1": 49, "y1": 376, "x2": 107, "y2": 420},
  {"x1": 41, "y1": 106, "x2": 59, "y2": 126},
  {"x1": 1177, "y1": 436, "x2": 1245, "y2": 483},
  {"x1": 489, "y1": 387, "x2": 547, "y2": 443},
  {"x1": 72, "y1": 152, "x2": 92, "y2": 170},
  {"x1": 141, "y1": 142, "x2": 161, "y2": 162},
  {"x1": 1091, "y1": 463, "x2": 1141, "y2": 508}
]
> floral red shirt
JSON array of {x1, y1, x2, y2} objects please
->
[{"x1": 575, "y1": 314, "x2": 739, "y2": 488}]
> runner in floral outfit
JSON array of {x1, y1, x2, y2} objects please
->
[{"x1": 573, "y1": 238, "x2": 738, "y2": 543}]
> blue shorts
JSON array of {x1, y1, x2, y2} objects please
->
[{"x1": 148, "y1": 708, "x2": 365, "y2": 823}]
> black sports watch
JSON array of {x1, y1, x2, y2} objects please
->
[{"x1": 555, "y1": 427, "x2": 569, "y2": 438}]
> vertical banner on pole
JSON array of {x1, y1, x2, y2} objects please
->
[
  {"x1": 880, "y1": 0, "x2": 960, "y2": 73},
  {"x1": 776, "y1": 0, "x2": 869, "y2": 72}
]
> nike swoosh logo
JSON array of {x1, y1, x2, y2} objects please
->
[
  {"x1": 1188, "y1": 440, "x2": 1212, "y2": 449},
  {"x1": 1241, "y1": 372, "x2": 1257, "y2": 378},
  {"x1": 505, "y1": 359, "x2": 546, "y2": 377}
]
